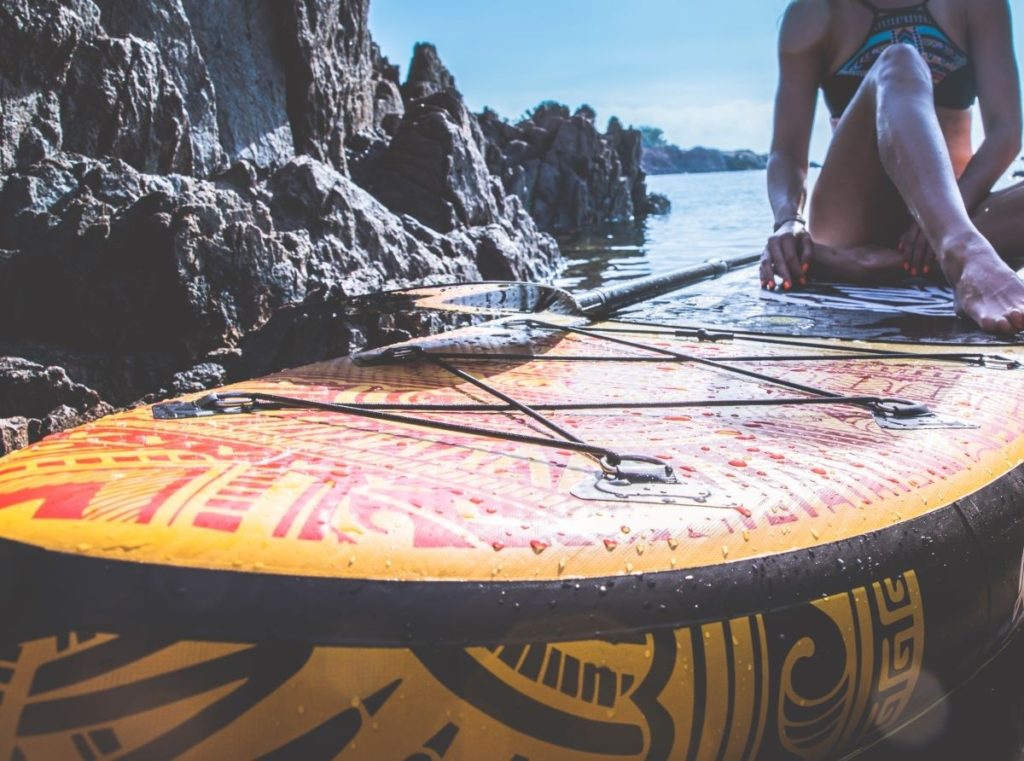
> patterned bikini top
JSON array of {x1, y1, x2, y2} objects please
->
[{"x1": 821, "y1": 0, "x2": 977, "y2": 118}]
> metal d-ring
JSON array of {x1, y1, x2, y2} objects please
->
[
  {"x1": 600, "y1": 454, "x2": 677, "y2": 484},
  {"x1": 870, "y1": 398, "x2": 933, "y2": 419}
]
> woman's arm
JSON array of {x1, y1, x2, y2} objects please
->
[
  {"x1": 762, "y1": 1, "x2": 828, "y2": 290},
  {"x1": 959, "y1": 0, "x2": 1022, "y2": 213}
]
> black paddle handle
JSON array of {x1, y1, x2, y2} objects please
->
[{"x1": 575, "y1": 252, "x2": 761, "y2": 316}]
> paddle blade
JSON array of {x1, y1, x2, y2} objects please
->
[{"x1": 345, "y1": 282, "x2": 582, "y2": 317}]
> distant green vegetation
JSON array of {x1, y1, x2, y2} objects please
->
[{"x1": 638, "y1": 126, "x2": 669, "y2": 149}]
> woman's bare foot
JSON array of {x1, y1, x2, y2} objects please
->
[{"x1": 943, "y1": 234, "x2": 1024, "y2": 334}]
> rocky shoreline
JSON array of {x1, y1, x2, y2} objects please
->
[
  {"x1": 642, "y1": 144, "x2": 769, "y2": 175},
  {"x1": 0, "y1": 1, "x2": 667, "y2": 455}
]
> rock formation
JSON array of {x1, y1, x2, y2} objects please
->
[
  {"x1": 478, "y1": 102, "x2": 664, "y2": 233},
  {"x1": 0, "y1": 2, "x2": 560, "y2": 455},
  {"x1": 642, "y1": 144, "x2": 769, "y2": 175},
  {"x1": 362, "y1": 45, "x2": 556, "y2": 280}
]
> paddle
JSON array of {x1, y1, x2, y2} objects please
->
[{"x1": 350, "y1": 251, "x2": 762, "y2": 319}]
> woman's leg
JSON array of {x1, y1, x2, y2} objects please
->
[
  {"x1": 973, "y1": 181, "x2": 1024, "y2": 263},
  {"x1": 808, "y1": 44, "x2": 1024, "y2": 333},
  {"x1": 804, "y1": 243, "x2": 905, "y2": 282}
]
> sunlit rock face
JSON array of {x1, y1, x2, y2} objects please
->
[
  {"x1": 0, "y1": 1, "x2": 560, "y2": 453},
  {"x1": 477, "y1": 101, "x2": 658, "y2": 234}
]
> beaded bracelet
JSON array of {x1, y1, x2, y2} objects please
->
[{"x1": 773, "y1": 215, "x2": 807, "y2": 232}]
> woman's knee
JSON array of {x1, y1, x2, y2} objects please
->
[{"x1": 869, "y1": 44, "x2": 933, "y2": 92}]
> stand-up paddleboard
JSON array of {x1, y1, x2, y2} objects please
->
[{"x1": 1, "y1": 261, "x2": 1023, "y2": 760}]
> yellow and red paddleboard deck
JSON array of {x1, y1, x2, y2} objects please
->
[{"x1": 1, "y1": 318, "x2": 1023, "y2": 760}]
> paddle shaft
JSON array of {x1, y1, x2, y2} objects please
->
[{"x1": 573, "y1": 251, "x2": 761, "y2": 316}]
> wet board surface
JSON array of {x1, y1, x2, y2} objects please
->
[
  {"x1": 620, "y1": 267, "x2": 1022, "y2": 345},
  {"x1": 3, "y1": 277, "x2": 1024, "y2": 760},
  {"x1": 0, "y1": 318, "x2": 1021, "y2": 604}
]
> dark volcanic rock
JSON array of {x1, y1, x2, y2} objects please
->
[
  {"x1": 1, "y1": 0, "x2": 92, "y2": 173},
  {"x1": 644, "y1": 192, "x2": 671, "y2": 216},
  {"x1": 368, "y1": 90, "x2": 498, "y2": 233},
  {"x1": 1, "y1": 0, "x2": 413, "y2": 177},
  {"x1": 182, "y1": 0, "x2": 291, "y2": 170},
  {"x1": 363, "y1": 47, "x2": 559, "y2": 278},
  {"x1": 277, "y1": 0, "x2": 406, "y2": 173},
  {"x1": 402, "y1": 42, "x2": 456, "y2": 101},
  {"x1": 642, "y1": 144, "x2": 768, "y2": 175},
  {"x1": 478, "y1": 103, "x2": 656, "y2": 233},
  {"x1": 0, "y1": 153, "x2": 521, "y2": 397},
  {"x1": 0, "y1": 2, "x2": 562, "y2": 455},
  {"x1": 0, "y1": 357, "x2": 112, "y2": 456}
]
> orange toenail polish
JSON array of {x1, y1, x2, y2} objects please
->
[
  {"x1": 783, "y1": 281, "x2": 791, "y2": 290},
  {"x1": 910, "y1": 268, "x2": 917, "y2": 276},
  {"x1": 802, "y1": 263, "x2": 810, "y2": 273},
  {"x1": 923, "y1": 265, "x2": 930, "y2": 274},
  {"x1": 902, "y1": 262, "x2": 910, "y2": 271},
  {"x1": 800, "y1": 277, "x2": 807, "y2": 285}
]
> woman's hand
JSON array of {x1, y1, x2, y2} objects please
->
[
  {"x1": 761, "y1": 219, "x2": 813, "y2": 290},
  {"x1": 897, "y1": 221, "x2": 936, "y2": 276}
]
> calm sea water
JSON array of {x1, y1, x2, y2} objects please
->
[
  {"x1": 556, "y1": 169, "x2": 1024, "y2": 761},
  {"x1": 558, "y1": 171, "x2": 776, "y2": 291},
  {"x1": 558, "y1": 168, "x2": 1021, "y2": 290}
]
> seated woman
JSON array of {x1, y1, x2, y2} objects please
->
[{"x1": 761, "y1": 0, "x2": 1024, "y2": 334}]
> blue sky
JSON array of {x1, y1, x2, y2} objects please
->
[{"x1": 370, "y1": 0, "x2": 1024, "y2": 163}]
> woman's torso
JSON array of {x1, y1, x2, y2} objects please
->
[{"x1": 821, "y1": 0, "x2": 975, "y2": 175}]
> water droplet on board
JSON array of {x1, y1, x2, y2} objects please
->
[
  {"x1": 604, "y1": 539, "x2": 618, "y2": 551},
  {"x1": 530, "y1": 540, "x2": 549, "y2": 555}
]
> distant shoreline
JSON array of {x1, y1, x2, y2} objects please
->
[
  {"x1": 639, "y1": 132, "x2": 767, "y2": 175},
  {"x1": 643, "y1": 159, "x2": 823, "y2": 177},
  {"x1": 645, "y1": 167, "x2": 766, "y2": 177}
]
